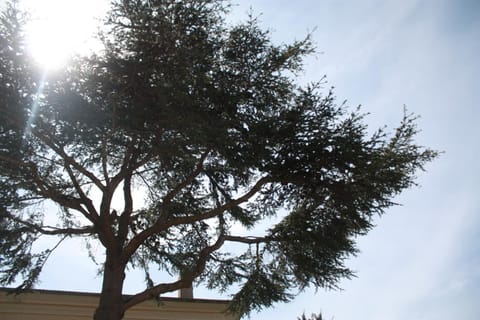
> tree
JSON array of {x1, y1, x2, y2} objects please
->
[
  {"x1": 0, "y1": 1, "x2": 437, "y2": 319},
  {"x1": 298, "y1": 312, "x2": 324, "y2": 320}
]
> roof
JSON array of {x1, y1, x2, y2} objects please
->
[{"x1": 0, "y1": 287, "x2": 237, "y2": 320}]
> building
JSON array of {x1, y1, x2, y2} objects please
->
[{"x1": 0, "y1": 288, "x2": 238, "y2": 320}]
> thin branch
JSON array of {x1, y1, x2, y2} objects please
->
[
  {"x1": 14, "y1": 234, "x2": 70, "y2": 291},
  {"x1": 63, "y1": 160, "x2": 100, "y2": 220},
  {"x1": 0, "y1": 155, "x2": 92, "y2": 219},
  {"x1": 101, "y1": 135, "x2": 110, "y2": 185},
  {"x1": 123, "y1": 234, "x2": 226, "y2": 310},
  {"x1": 33, "y1": 152, "x2": 63, "y2": 166},
  {"x1": 107, "y1": 143, "x2": 136, "y2": 199},
  {"x1": 133, "y1": 149, "x2": 157, "y2": 172},
  {"x1": 162, "y1": 150, "x2": 210, "y2": 206},
  {"x1": 32, "y1": 129, "x2": 106, "y2": 191},
  {"x1": 97, "y1": 143, "x2": 139, "y2": 247},
  {"x1": 167, "y1": 176, "x2": 271, "y2": 227},
  {"x1": 224, "y1": 235, "x2": 271, "y2": 244},
  {"x1": 1, "y1": 212, "x2": 95, "y2": 235},
  {"x1": 122, "y1": 176, "x2": 271, "y2": 262},
  {"x1": 137, "y1": 171, "x2": 157, "y2": 202}
]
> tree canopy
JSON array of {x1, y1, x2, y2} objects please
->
[{"x1": 0, "y1": 1, "x2": 437, "y2": 319}]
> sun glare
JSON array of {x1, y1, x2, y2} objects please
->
[{"x1": 22, "y1": 0, "x2": 108, "y2": 70}]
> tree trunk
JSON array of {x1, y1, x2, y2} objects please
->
[{"x1": 93, "y1": 254, "x2": 126, "y2": 320}]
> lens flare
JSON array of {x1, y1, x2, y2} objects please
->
[{"x1": 24, "y1": 71, "x2": 47, "y2": 137}]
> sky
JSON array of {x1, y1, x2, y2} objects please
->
[{"x1": 2, "y1": 0, "x2": 480, "y2": 319}]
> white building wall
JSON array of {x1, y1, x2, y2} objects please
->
[{"x1": 0, "y1": 289, "x2": 237, "y2": 320}]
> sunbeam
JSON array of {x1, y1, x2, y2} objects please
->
[{"x1": 24, "y1": 71, "x2": 47, "y2": 138}]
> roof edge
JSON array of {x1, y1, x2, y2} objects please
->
[{"x1": 0, "y1": 287, "x2": 231, "y2": 305}]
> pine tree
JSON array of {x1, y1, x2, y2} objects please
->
[{"x1": 0, "y1": 1, "x2": 437, "y2": 319}]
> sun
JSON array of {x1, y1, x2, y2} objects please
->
[{"x1": 22, "y1": 0, "x2": 108, "y2": 70}]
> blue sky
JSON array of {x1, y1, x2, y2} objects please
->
[
  {"x1": 3, "y1": 0, "x2": 480, "y2": 319},
  {"x1": 229, "y1": 1, "x2": 480, "y2": 319}
]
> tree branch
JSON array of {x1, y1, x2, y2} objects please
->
[
  {"x1": 101, "y1": 135, "x2": 110, "y2": 185},
  {"x1": 1, "y1": 212, "x2": 95, "y2": 235},
  {"x1": 167, "y1": 176, "x2": 271, "y2": 227},
  {"x1": 32, "y1": 129, "x2": 106, "y2": 191},
  {"x1": 117, "y1": 170, "x2": 133, "y2": 244},
  {"x1": 63, "y1": 160, "x2": 100, "y2": 221},
  {"x1": 108, "y1": 144, "x2": 135, "y2": 195},
  {"x1": 97, "y1": 142, "x2": 140, "y2": 248},
  {"x1": 162, "y1": 150, "x2": 210, "y2": 206},
  {"x1": 123, "y1": 234, "x2": 226, "y2": 310},
  {"x1": 122, "y1": 176, "x2": 271, "y2": 262},
  {"x1": 0, "y1": 155, "x2": 92, "y2": 219},
  {"x1": 224, "y1": 235, "x2": 271, "y2": 244}
]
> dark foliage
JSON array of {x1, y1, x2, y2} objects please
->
[{"x1": 298, "y1": 312, "x2": 324, "y2": 320}]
